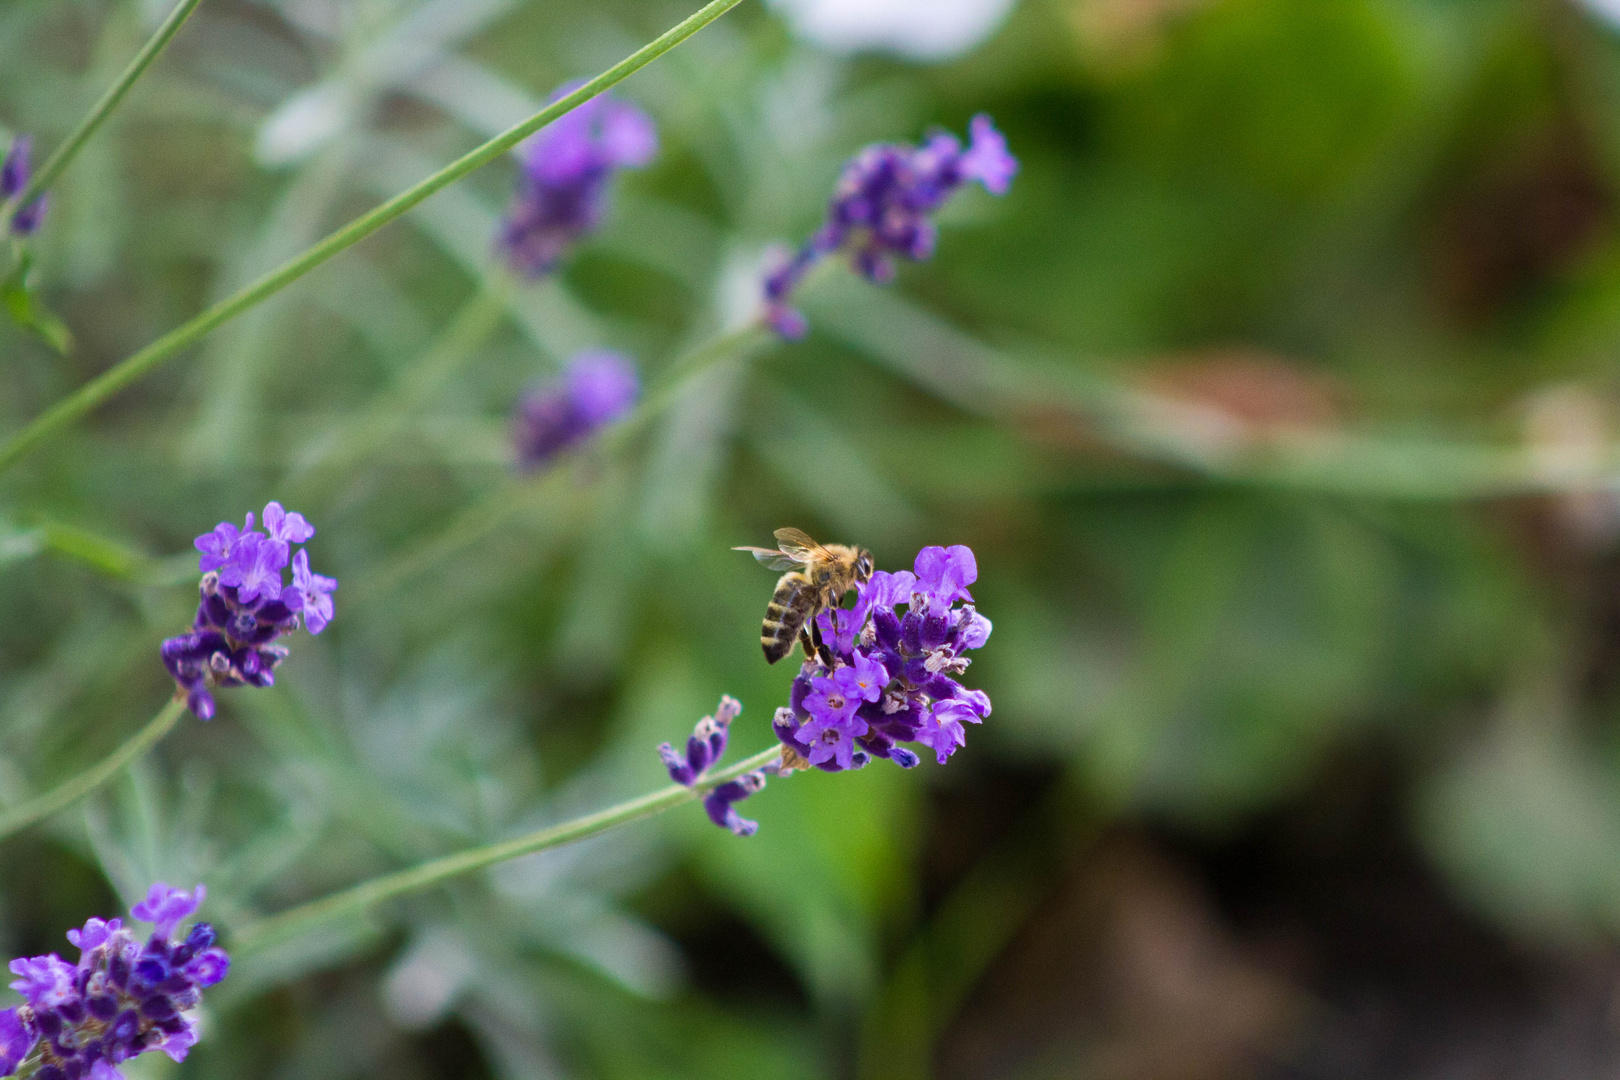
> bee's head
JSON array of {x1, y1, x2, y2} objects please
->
[{"x1": 855, "y1": 549, "x2": 874, "y2": 583}]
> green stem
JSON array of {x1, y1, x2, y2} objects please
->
[
  {"x1": 12, "y1": 1042, "x2": 47, "y2": 1080},
  {"x1": 346, "y1": 463, "x2": 570, "y2": 607},
  {"x1": 0, "y1": 697, "x2": 188, "y2": 841},
  {"x1": 350, "y1": 322, "x2": 772, "y2": 605},
  {"x1": 36, "y1": 519, "x2": 150, "y2": 581},
  {"x1": 0, "y1": 0, "x2": 748, "y2": 476},
  {"x1": 2, "y1": 0, "x2": 206, "y2": 218},
  {"x1": 288, "y1": 280, "x2": 509, "y2": 494},
  {"x1": 231, "y1": 745, "x2": 783, "y2": 954},
  {"x1": 609, "y1": 324, "x2": 771, "y2": 448}
]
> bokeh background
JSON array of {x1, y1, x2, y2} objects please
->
[{"x1": 9, "y1": 0, "x2": 1620, "y2": 1076}]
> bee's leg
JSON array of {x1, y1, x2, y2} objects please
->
[
  {"x1": 797, "y1": 625, "x2": 819, "y2": 666},
  {"x1": 808, "y1": 618, "x2": 835, "y2": 668}
]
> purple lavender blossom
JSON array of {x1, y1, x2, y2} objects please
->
[
  {"x1": 654, "y1": 545, "x2": 993, "y2": 837},
  {"x1": 131, "y1": 884, "x2": 206, "y2": 939},
  {"x1": 513, "y1": 350, "x2": 640, "y2": 470},
  {"x1": 913, "y1": 544, "x2": 976, "y2": 609},
  {"x1": 657, "y1": 696, "x2": 775, "y2": 836},
  {"x1": 0, "y1": 883, "x2": 228, "y2": 1080},
  {"x1": 164, "y1": 502, "x2": 335, "y2": 719},
  {"x1": 763, "y1": 114, "x2": 1017, "y2": 339},
  {"x1": 193, "y1": 515, "x2": 250, "y2": 573},
  {"x1": 497, "y1": 86, "x2": 657, "y2": 278},
  {"x1": 1, "y1": 136, "x2": 46, "y2": 237},
  {"x1": 799, "y1": 665, "x2": 875, "y2": 770},
  {"x1": 262, "y1": 501, "x2": 314, "y2": 544},
  {"x1": 704, "y1": 772, "x2": 767, "y2": 837},
  {"x1": 773, "y1": 545, "x2": 992, "y2": 771},
  {"x1": 287, "y1": 550, "x2": 337, "y2": 635},
  {"x1": 221, "y1": 533, "x2": 288, "y2": 604},
  {"x1": 0, "y1": 1009, "x2": 28, "y2": 1077},
  {"x1": 658, "y1": 696, "x2": 740, "y2": 786}
]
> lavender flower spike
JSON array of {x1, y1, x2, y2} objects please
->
[
  {"x1": 656, "y1": 696, "x2": 775, "y2": 835},
  {"x1": 513, "y1": 350, "x2": 640, "y2": 470},
  {"x1": 763, "y1": 114, "x2": 1017, "y2": 339},
  {"x1": 1, "y1": 136, "x2": 47, "y2": 237},
  {"x1": 773, "y1": 545, "x2": 992, "y2": 772},
  {"x1": 498, "y1": 85, "x2": 657, "y2": 278},
  {"x1": 705, "y1": 771, "x2": 768, "y2": 837},
  {"x1": 131, "y1": 883, "x2": 205, "y2": 939},
  {"x1": 1, "y1": 883, "x2": 229, "y2": 1080},
  {"x1": 163, "y1": 502, "x2": 336, "y2": 718},
  {"x1": 658, "y1": 695, "x2": 741, "y2": 786}
]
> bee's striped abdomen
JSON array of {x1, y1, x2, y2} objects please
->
[{"x1": 762, "y1": 571, "x2": 810, "y2": 664}]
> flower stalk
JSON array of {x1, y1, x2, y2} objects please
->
[
  {"x1": 0, "y1": 0, "x2": 206, "y2": 220},
  {"x1": 287, "y1": 280, "x2": 511, "y2": 493},
  {"x1": 230, "y1": 745, "x2": 784, "y2": 955},
  {"x1": 0, "y1": 698, "x2": 187, "y2": 843},
  {"x1": 0, "y1": 0, "x2": 748, "y2": 476},
  {"x1": 349, "y1": 321, "x2": 772, "y2": 606}
]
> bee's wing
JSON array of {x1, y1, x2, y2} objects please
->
[
  {"x1": 773, "y1": 527, "x2": 829, "y2": 561},
  {"x1": 734, "y1": 546, "x2": 805, "y2": 571}
]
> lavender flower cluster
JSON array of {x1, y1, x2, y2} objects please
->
[
  {"x1": 498, "y1": 86, "x2": 656, "y2": 279},
  {"x1": 513, "y1": 350, "x2": 640, "y2": 469},
  {"x1": 1, "y1": 136, "x2": 46, "y2": 237},
  {"x1": 776, "y1": 545, "x2": 991, "y2": 771},
  {"x1": 763, "y1": 115, "x2": 1017, "y2": 338},
  {"x1": 161, "y1": 502, "x2": 336, "y2": 720},
  {"x1": 658, "y1": 697, "x2": 777, "y2": 836},
  {"x1": 655, "y1": 547, "x2": 991, "y2": 836},
  {"x1": 0, "y1": 885, "x2": 229, "y2": 1080}
]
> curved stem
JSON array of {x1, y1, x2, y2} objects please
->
[
  {"x1": 0, "y1": 0, "x2": 748, "y2": 476},
  {"x1": 3, "y1": 0, "x2": 206, "y2": 217},
  {"x1": 288, "y1": 279, "x2": 510, "y2": 496},
  {"x1": 350, "y1": 322, "x2": 772, "y2": 605},
  {"x1": 0, "y1": 697, "x2": 188, "y2": 841},
  {"x1": 231, "y1": 745, "x2": 783, "y2": 954},
  {"x1": 608, "y1": 324, "x2": 771, "y2": 448}
]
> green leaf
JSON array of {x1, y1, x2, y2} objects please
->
[{"x1": 2, "y1": 247, "x2": 73, "y2": 354}]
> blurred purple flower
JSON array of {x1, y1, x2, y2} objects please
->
[
  {"x1": 513, "y1": 350, "x2": 640, "y2": 469},
  {"x1": 65, "y1": 918, "x2": 120, "y2": 953},
  {"x1": 2, "y1": 135, "x2": 46, "y2": 237},
  {"x1": 164, "y1": 503, "x2": 335, "y2": 718},
  {"x1": 763, "y1": 114, "x2": 1016, "y2": 338},
  {"x1": 131, "y1": 884, "x2": 204, "y2": 939},
  {"x1": 960, "y1": 114, "x2": 1017, "y2": 195},
  {"x1": 1, "y1": 884, "x2": 228, "y2": 1080},
  {"x1": 498, "y1": 86, "x2": 657, "y2": 278},
  {"x1": 7, "y1": 956, "x2": 75, "y2": 1010}
]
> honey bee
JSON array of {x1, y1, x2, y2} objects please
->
[{"x1": 735, "y1": 528, "x2": 874, "y2": 664}]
